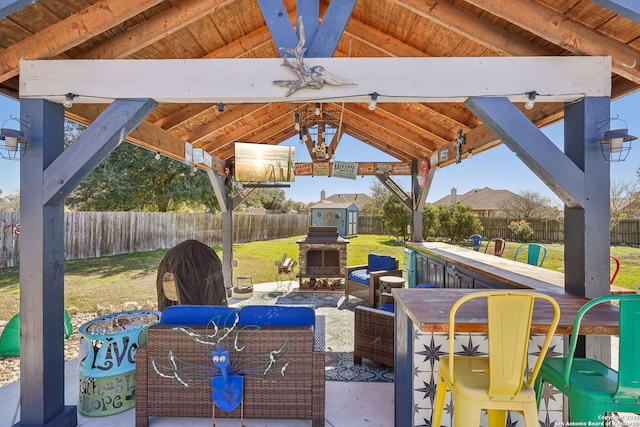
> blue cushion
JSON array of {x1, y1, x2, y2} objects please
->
[
  {"x1": 160, "y1": 305, "x2": 238, "y2": 325},
  {"x1": 348, "y1": 268, "x2": 370, "y2": 285},
  {"x1": 378, "y1": 304, "x2": 395, "y2": 313},
  {"x1": 416, "y1": 283, "x2": 435, "y2": 289},
  {"x1": 368, "y1": 253, "x2": 396, "y2": 272},
  {"x1": 238, "y1": 305, "x2": 315, "y2": 327}
]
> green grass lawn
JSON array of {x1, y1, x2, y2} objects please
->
[{"x1": 0, "y1": 236, "x2": 637, "y2": 323}]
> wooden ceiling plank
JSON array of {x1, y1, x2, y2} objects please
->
[
  {"x1": 153, "y1": 104, "x2": 214, "y2": 130},
  {"x1": 0, "y1": 0, "x2": 166, "y2": 82},
  {"x1": 341, "y1": 110, "x2": 431, "y2": 159},
  {"x1": 591, "y1": 0, "x2": 640, "y2": 23},
  {"x1": 394, "y1": 0, "x2": 549, "y2": 56},
  {"x1": 182, "y1": 103, "x2": 279, "y2": 143},
  {"x1": 464, "y1": 0, "x2": 640, "y2": 83},
  {"x1": 82, "y1": 0, "x2": 235, "y2": 59},
  {"x1": 348, "y1": 103, "x2": 443, "y2": 151}
]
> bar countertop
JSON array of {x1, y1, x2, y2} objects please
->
[
  {"x1": 392, "y1": 287, "x2": 620, "y2": 336},
  {"x1": 406, "y1": 241, "x2": 630, "y2": 294}
]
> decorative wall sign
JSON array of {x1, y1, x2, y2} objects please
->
[
  {"x1": 313, "y1": 162, "x2": 330, "y2": 176},
  {"x1": 376, "y1": 163, "x2": 393, "y2": 175},
  {"x1": 192, "y1": 147, "x2": 204, "y2": 164},
  {"x1": 392, "y1": 163, "x2": 411, "y2": 175},
  {"x1": 417, "y1": 158, "x2": 430, "y2": 188},
  {"x1": 295, "y1": 162, "x2": 314, "y2": 176},
  {"x1": 439, "y1": 146, "x2": 449, "y2": 162},
  {"x1": 331, "y1": 161, "x2": 358, "y2": 179},
  {"x1": 358, "y1": 162, "x2": 376, "y2": 174}
]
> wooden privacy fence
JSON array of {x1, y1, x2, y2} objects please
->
[
  {"x1": 2, "y1": 212, "x2": 639, "y2": 267},
  {"x1": 478, "y1": 217, "x2": 640, "y2": 245},
  {"x1": 0, "y1": 212, "x2": 311, "y2": 267}
]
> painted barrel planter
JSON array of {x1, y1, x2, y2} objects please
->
[{"x1": 78, "y1": 310, "x2": 161, "y2": 417}]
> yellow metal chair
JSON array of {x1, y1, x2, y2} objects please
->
[{"x1": 431, "y1": 290, "x2": 561, "y2": 427}]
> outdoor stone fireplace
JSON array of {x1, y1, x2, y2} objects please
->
[{"x1": 296, "y1": 226, "x2": 349, "y2": 289}]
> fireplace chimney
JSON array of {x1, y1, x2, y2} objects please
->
[
  {"x1": 451, "y1": 187, "x2": 457, "y2": 204},
  {"x1": 321, "y1": 189, "x2": 326, "y2": 200}
]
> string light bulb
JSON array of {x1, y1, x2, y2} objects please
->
[
  {"x1": 368, "y1": 92, "x2": 378, "y2": 111},
  {"x1": 315, "y1": 103, "x2": 321, "y2": 116},
  {"x1": 294, "y1": 112, "x2": 300, "y2": 131},
  {"x1": 62, "y1": 93, "x2": 77, "y2": 108},
  {"x1": 524, "y1": 91, "x2": 537, "y2": 110}
]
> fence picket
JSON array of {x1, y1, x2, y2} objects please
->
[{"x1": 1, "y1": 212, "x2": 638, "y2": 267}]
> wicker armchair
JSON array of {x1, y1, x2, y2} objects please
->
[
  {"x1": 354, "y1": 293, "x2": 395, "y2": 368},
  {"x1": 345, "y1": 253, "x2": 401, "y2": 307},
  {"x1": 135, "y1": 305, "x2": 325, "y2": 427}
]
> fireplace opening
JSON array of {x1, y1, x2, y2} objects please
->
[
  {"x1": 296, "y1": 226, "x2": 349, "y2": 289},
  {"x1": 307, "y1": 249, "x2": 340, "y2": 275}
]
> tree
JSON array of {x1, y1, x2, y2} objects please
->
[
  {"x1": 498, "y1": 190, "x2": 557, "y2": 219},
  {"x1": 66, "y1": 140, "x2": 220, "y2": 212},
  {"x1": 434, "y1": 204, "x2": 483, "y2": 242},
  {"x1": 611, "y1": 179, "x2": 640, "y2": 229},
  {"x1": 0, "y1": 190, "x2": 19, "y2": 211},
  {"x1": 361, "y1": 181, "x2": 390, "y2": 215},
  {"x1": 241, "y1": 188, "x2": 288, "y2": 211},
  {"x1": 380, "y1": 194, "x2": 411, "y2": 240}
]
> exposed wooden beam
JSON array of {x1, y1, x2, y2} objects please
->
[
  {"x1": 66, "y1": 104, "x2": 227, "y2": 174},
  {"x1": 82, "y1": 0, "x2": 236, "y2": 59},
  {"x1": 153, "y1": 104, "x2": 214, "y2": 130},
  {"x1": 0, "y1": 0, "x2": 165, "y2": 82},
  {"x1": 394, "y1": 0, "x2": 549, "y2": 56},
  {"x1": 463, "y1": 0, "x2": 640, "y2": 84},
  {"x1": 20, "y1": 56, "x2": 611, "y2": 104}
]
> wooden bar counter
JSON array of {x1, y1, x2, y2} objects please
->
[{"x1": 394, "y1": 242, "x2": 624, "y2": 427}]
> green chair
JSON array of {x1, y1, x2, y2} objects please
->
[
  {"x1": 514, "y1": 243, "x2": 547, "y2": 267},
  {"x1": 534, "y1": 294, "x2": 640, "y2": 423}
]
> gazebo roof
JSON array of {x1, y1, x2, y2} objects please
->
[{"x1": 1, "y1": 0, "x2": 639, "y2": 169}]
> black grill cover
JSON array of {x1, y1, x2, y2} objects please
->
[{"x1": 156, "y1": 239, "x2": 227, "y2": 310}]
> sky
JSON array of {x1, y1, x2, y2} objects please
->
[{"x1": 1, "y1": 92, "x2": 639, "y2": 205}]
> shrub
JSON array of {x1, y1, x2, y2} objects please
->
[{"x1": 508, "y1": 219, "x2": 533, "y2": 242}]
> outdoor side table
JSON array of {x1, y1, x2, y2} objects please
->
[{"x1": 378, "y1": 275, "x2": 405, "y2": 304}]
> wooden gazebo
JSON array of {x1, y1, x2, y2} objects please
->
[{"x1": 1, "y1": 1, "x2": 640, "y2": 426}]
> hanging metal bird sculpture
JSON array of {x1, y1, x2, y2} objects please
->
[
  {"x1": 273, "y1": 16, "x2": 356, "y2": 96},
  {"x1": 151, "y1": 312, "x2": 291, "y2": 427}
]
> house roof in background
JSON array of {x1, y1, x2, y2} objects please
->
[
  {"x1": 431, "y1": 187, "x2": 518, "y2": 211},
  {"x1": 320, "y1": 193, "x2": 370, "y2": 210},
  {"x1": 309, "y1": 201, "x2": 357, "y2": 210}
]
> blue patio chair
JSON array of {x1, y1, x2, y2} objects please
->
[
  {"x1": 514, "y1": 243, "x2": 547, "y2": 267},
  {"x1": 465, "y1": 234, "x2": 483, "y2": 251}
]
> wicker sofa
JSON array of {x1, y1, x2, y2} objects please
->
[
  {"x1": 345, "y1": 253, "x2": 402, "y2": 307},
  {"x1": 135, "y1": 304, "x2": 325, "y2": 427}
]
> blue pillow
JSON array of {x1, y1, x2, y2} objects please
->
[
  {"x1": 416, "y1": 283, "x2": 435, "y2": 289},
  {"x1": 368, "y1": 253, "x2": 397, "y2": 272},
  {"x1": 348, "y1": 268, "x2": 370, "y2": 285},
  {"x1": 378, "y1": 303, "x2": 395, "y2": 313},
  {"x1": 160, "y1": 305, "x2": 238, "y2": 325},
  {"x1": 238, "y1": 305, "x2": 315, "y2": 327}
]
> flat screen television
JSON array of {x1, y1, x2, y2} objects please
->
[{"x1": 234, "y1": 142, "x2": 295, "y2": 183}]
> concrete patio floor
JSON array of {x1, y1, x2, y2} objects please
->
[{"x1": 0, "y1": 281, "x2": 395, "y2": 426}]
